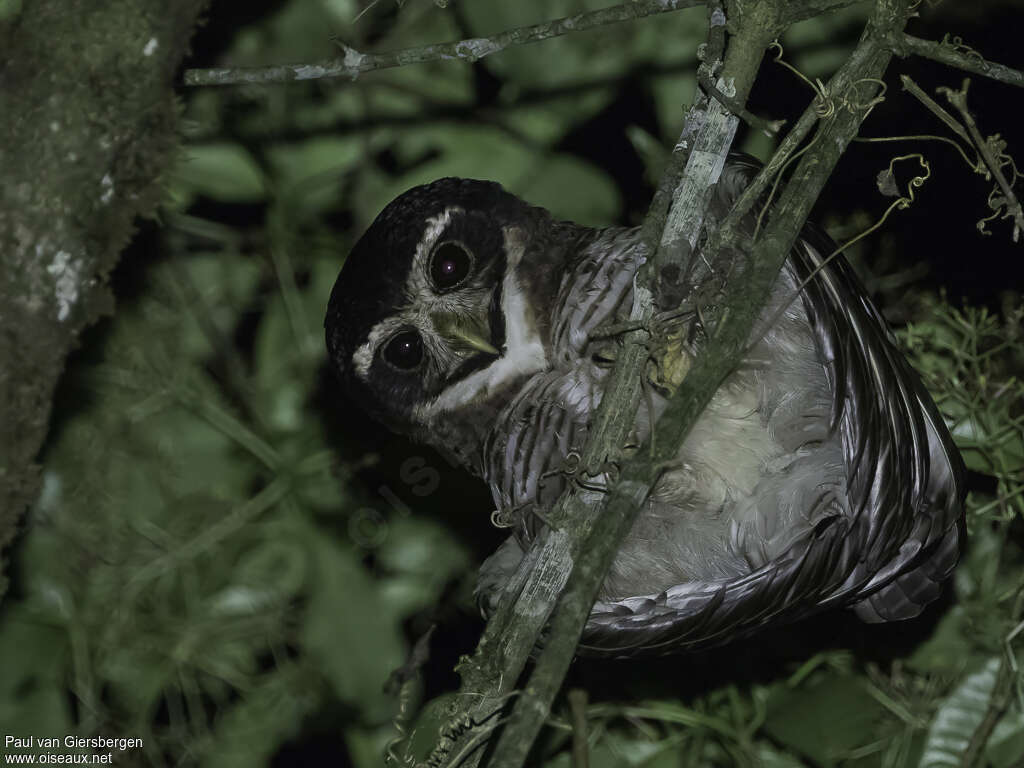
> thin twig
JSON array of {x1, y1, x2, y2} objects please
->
[
  {"x1": 959, "y1": 586, "x2": 1024, "y2": 768},
  {"x1": 568, "y1": 689, "x2": 590, "y2": 768},
  {"x1": 432, "y1": 4, "x2": 781, "y2": 766},
  {"x1": 939, "y1": 79, "x2": 1024, "y2": 242},
  {"x1": 183, "y1": 0, "x2": 705, "y2": 86},
  {"x1": 785, "y1": 0, "x2": 874, "y2": 23},
  {"x1": 893, "y1": 33, "x2": 1024, "y2": 89},
  {"x1": 696, "y1": 5, "x2": 785, "y2": 138},
  {"x1": 899, "y1": 75, "x2": 973, "y2": 146},
  {"x1": 484, "y1": 3, "x2": 809, "y2": 766},
  {"x1": 417, "y1": 0, "x2": 910, "y2": 765},
  {"x1": 699, "y1": 75, "x2": 787, "y2": 137},
  {"x1": 493, "y1": 5, "x2": 908, "y2": 757}
]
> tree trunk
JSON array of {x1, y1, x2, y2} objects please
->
[{"x1": 0, "y1": 0, "x2": 208, "y2": 598}]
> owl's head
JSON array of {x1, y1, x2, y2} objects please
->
[{"x1": 326, "y1": 178, "x2": 565, "y2": 466}]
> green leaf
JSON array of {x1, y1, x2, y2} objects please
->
[
  {"x1": 300, "y1": 532, "x2": 405, "y2": 723},
  {"x1": 0, "y1": 607, "x2": 72, "y2": 736},
  {"x1": 346, "y1": 725, "x2": 402, "y2": 768},
  {"x1": 751, "y1": 744, "x2": 811, "y2": 768},
  {"x1": 199, "y1": 665, "x2": 318, "y2": 768},
  {"x1": 404, "y1": 693, "x2": 457, "y2": 764},
  {"x1": 626, "y1": 125, "x2": 670, "y2": 186},
  {"x1": 252, "y1": 293, "x2": 310, "y2": 431},
  {"x1": 918, "y1": 656, "x2": 1000, "y2": 768},
  {"x1": 905, "y1": 606, "x2": 973, "y2": 675},
  {"x1": 762, "y1": 674, "x2": 887, "y2": 766},
  {"x1": 171, "y1": 143, "x2": 267, "y2": 205},
  {"x1": 782, "y1": 5, "x2": 870, "y2": 78},
  {"x1": 377, "y1": 517, "x2": 470, "y2": 616},
  {"x1": 268, "y1": 137, "x2": 363, "y2": 217},
  {"x1": 651, "y1": 72, "x2": 697, "y2": 140},
  {"x1": 357, "y1": 124, "x2": 620, "y2": 226},
  {"x1": 520, "y1": 154, "x2": 621, "y2": 226},
  {"x1": 0, "y1": 0, "x2": 24, "y2": 23},
  {"x1": 987, "y1": 707, "x2": 1024, "y2": 768}
]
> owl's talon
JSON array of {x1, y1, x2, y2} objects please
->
[
  {"x1": 591, "y1": 345, "x2": 618, "y2": 367},
  {"x1": 645, "y1": 329, "x2": 693, "y2": 397},
  {"x1": 590, "y1": 319, "x2": 651, "y2": 340}
]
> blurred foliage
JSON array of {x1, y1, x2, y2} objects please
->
[{"x1": 2, "y1": 0, "x2": 1023, "y2": 767}]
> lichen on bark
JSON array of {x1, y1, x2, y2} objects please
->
[{"x1": 0, "y1": 0, "x2": 208, "y2": 598}]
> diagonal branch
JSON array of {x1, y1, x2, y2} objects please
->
[
  {"x1": 424, "y1": 0, "x2": 920, "y2": 764},
  {"x1": 480, "y1": 3, "x2": 910, "y2": 766},
  {"x1": 939, "y1": 79, "x2": 1024, "y2": 242},
  {"x1": 183, "y1": 0, "x2": 705, "y2": 87},
  {"x1": 348, "y1": 0, "x2": 910, "y2": 764},
  {"x1": 892, "y1": 33, "x2": 1024, "y2": 89},
  {"x1": 0, "y1": 0, "x2": 208, "y2": 600},
  {"x1": 425, "y1": 3, "x2": 784, "y2": 763}
]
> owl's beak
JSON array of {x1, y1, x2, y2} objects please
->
[{"x1": 432, "y1": 312, "x2": 500, "y2": 356}]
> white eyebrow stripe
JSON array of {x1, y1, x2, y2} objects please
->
[
  {"x1": 350, "y1": 206, "x2": 463, "y2": 378},
  {"x1": 352, "y1": 316, "x2": 407, "y2": 377},
  {"x1": 407, "y1": 206, "x2": 463, "y2": 299}
]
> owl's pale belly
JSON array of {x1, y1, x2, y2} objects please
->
[
  {"x1": 485, "y1": 239, "x2": 847, "y2": 601},
  {"x1": 602, "y1": 345, "x2": 846, "y2": 599},
  {"x1": 610, "y1": 269, "x2": 848, "y2": 598}
]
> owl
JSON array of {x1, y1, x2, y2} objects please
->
[{"x1": 325, "y1": 162, "x2": 965, "y2": 656}]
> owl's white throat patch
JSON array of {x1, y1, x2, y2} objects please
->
[{"x1": 415, "y1": 228, "x2": 547, "y2": 419}]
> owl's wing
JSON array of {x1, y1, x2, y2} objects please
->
[
  {"x1": 577, "y1": 215, "x2": 965, "y2": 656},
  {"x1": 794, "y1": 222, "x2": 965, "y2": 623}
]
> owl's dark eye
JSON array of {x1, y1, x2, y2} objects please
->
[
  {"x1": 430, "y1": 242, "x2": 473, "y2": 292},
  {"x1": 382, "y1": 330, "x2": 423, "y2": 370}
]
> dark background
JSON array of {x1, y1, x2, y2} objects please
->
[{"x1": 3, "y1": 1, "x2": 1022, "y2": 766}]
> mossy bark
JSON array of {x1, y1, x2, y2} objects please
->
[{"x1": 0, "y1": 0, "x2": 207, "y2": 598}]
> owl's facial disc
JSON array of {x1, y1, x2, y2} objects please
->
[
  {"x1": 325, "y1": 179, "x2": 549, "y2": 444},
  {"x1": 415, "y1": 224, "x2": 546, "y2": 418}
]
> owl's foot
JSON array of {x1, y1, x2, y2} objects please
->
[
  {"x1": 590, "y1": 312, "x2": 698, "y2": 398},
  {"x1": 645, "y1": 328, "x2": 693, "y2": 397}
]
